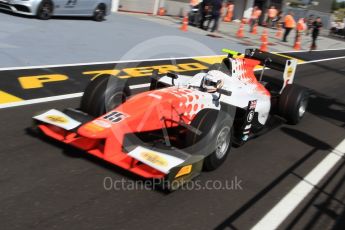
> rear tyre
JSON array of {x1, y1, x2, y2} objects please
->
[
  {"x1": 278, "y1": 84, "x2": 309, "y2": 125},
  {"x1": 93, "y1": 4, "x2": 106, "y2": 22},
  {"x1": 186, "y1": 110, "x2": 232, "y2": 171},
  {"x1": 37, "y1": 0, "x2": 53, "y2": 20},
  {"x1": 80, "y1": 75, "x2": 131, "y2": 117}
]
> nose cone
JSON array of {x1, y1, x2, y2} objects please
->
[{"x1": 78, "y1": 119, "x2": 112, "y2": 138}]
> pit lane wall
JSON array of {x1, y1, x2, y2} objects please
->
[{"x1": 118, "y1": 0, "x2": 190, "y2": 16}]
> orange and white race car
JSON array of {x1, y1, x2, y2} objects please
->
[{"x1": 32, "y1": 49, "x2": 309, "y2": 190}]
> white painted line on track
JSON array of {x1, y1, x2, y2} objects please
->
[
  {"x1": 0, "y1": 83, "x2": 151, "y2": 109},
  {"x1": 251, "y1": 139, "x2": 345, "y2": 230},
  {"x1": 0, "y1": 93, "x2": 83, "y2": 109},
  {"x1": 0, "y1": 55, "x2": 224, "y2": 71},
  {"x1": 281, "y1": 47, "x2": 345, "y2": 53},
  {"x1": 1, "y1": 54, "x2": 345, "y2": 109},
  {"x1": 298, "y1": 55, "x2": 345, "y2": 64},
  {"x1": 0, "y1": 48, "x2": 344, "y2": 71}
]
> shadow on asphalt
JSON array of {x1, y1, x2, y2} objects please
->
[
  {"x1": 215, "y1": 127, "x2": 336, "y2": 229},
  {"x1": 287, "y1": 155, "x2": 345, "y2": 229},
  {"x1": 216, "y1": 64, "x2": 345, "y2": 230},
  {"x1": 308, "y1": 92, "x2": 345, "y2": 128}
]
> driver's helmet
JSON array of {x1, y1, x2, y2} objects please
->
[{"x1": 202, "y1": 71, "x2": 224, "y2": 93}]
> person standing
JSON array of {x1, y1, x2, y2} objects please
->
[
  {"x1": 311, "y1": 17, "x2": 323, "y2": 50},
  {"x1": 272, "y1": 10, "x2": 283, "y2": 29},
  {"x1": 266, "y1": 6, "x2": 278, "y2": 28},
  {"x1": 199, "y1": 0, "x2": 211, "y2": 29},
  {"x1": 306, "y1": 15, "x2": 314, "y2": 36},
  {"x1": 205, "y1": 0, "x2": 223, "y2": 32},
  {"x1": 282, "y1": 11, "x2": 296, "y2": 42},
  {"x1": 250, "y1": 6, "x2": 262, "y2": 32},
  {"x1": 295, "y1": 18, "x2": 306, "y2": 44}
]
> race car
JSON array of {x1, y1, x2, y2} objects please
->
[
  {"x1": 32, "y1": 49, "x2": 309, "y2": 190},
  {"x1": 0, "y1": 0, "x2": 111, "y2": 21}
]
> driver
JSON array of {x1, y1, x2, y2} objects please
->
[{"x1": 202, "y1": 71, "x2": 224, "y2": 93}]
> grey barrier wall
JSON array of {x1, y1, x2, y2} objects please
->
[{"x1": 119, "y1": 0, "x2": 157, "y2": 14}]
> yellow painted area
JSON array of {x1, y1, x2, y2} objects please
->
[
  {"x1": 0, "y1": 91, "x2": 23, "y2": 104},
  {"x1": 274, "y1": 53, "x2": 305, "y2": 64},
  {"x1": 123, "y1": 66, "x2": 162, "y2": 77},
  {"x1": 83, "y1": 70, "x2": 121, "y2": 79},
  {"x1": 193, "y1": 55, "x2": 226, "y2": 65},
  {"x1": 84, "y1": 63, "x2": 208, "y2": 79},
  {"x1": 19, "y1": 74, "x2": 68, "y2": 89},
  {"x1": 177, "y1": 63, "x2": 207, "y2": 71},
  {"x1": 123, "y1": 63, "x2": 208, "y2": 77}
]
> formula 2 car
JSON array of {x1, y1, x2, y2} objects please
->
[{"x1": 32, "y1": 49, "x2": 309, "y2": 190}]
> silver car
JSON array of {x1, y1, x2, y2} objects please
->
[{"x1": 0, "y1": 0, "x2": 112, "y2": 21}]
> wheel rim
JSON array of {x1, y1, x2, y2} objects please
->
[
  {"x1": 40, "y1": 3, "x2": 52, "y2": 19},
  {"x1": 215, "y1": 126, "x2": 230, "y2": 159},
  {"x1": 94, "y1": 7, "x2": 105, "y2": 21},
  {"x1": 106, "y1": 92, "x2": 125, "y2": 111},
  {"x1": 298, "y1": 98, "x2": 308, "y2": 117}
]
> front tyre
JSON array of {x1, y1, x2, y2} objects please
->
[
  {"x1": 93, "y1": 4, "x2": 106, "y2": 22},
  {"x1": 80, "y1": 75, "x2": 131, "y2": 117},
  {"x1": 37, "y1": 0, "x2": 53, "y2": 20},
  {"x1": 279, "y1": 84, "x2": 309, "y2": 125},
  {"x1": 186, "y1": 110, "x2": 233, "y2": 171}
]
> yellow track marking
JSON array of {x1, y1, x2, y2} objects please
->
[
  {"x1": 18, "y1": 74, "x2": 68, "y2": 89},
  {"x1": 274, "y1": 53, "x2": 305, "y2": 64},
  {"x1": 0, "y1": 91, "x2": 23, "y2": 104},
  {"x1": 193, "y1": 56, "x2": 226, "y2": 65}
]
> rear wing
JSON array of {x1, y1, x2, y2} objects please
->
[{"x1": 223, "y1": 48, "x2": 298, "y2": 93}]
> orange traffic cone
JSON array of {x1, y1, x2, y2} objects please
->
[
  {"x1": 223, "y1": 5, "x2": 233, "y2": 22},
  {"x1": 294, "y1": 34, "x2": 301, "y2": 50},
  {"x1": 275, "y1": 27, "x2": 282, "y2": 39},
  {"x1": 261, "y1": 28, "x2": 268, "y2": 42},
  {"x1": 236, "y1": 21, "x2": 244, "y2": 38},
  {"x1": 158, "y1": 7, "x2": 165, "y2": 16},
  {"x1": 260, "y1": 40, "x2": 268, "y2": 52},
  {"x1": 180, "y1": 15, "x2": 188, "y2": 32},
  {"x1": 251, "y1": 23, "x2": 258, "y2": 35},
  {"x1": 260, "y1": 29, "x2": 269, "y2": 51}
]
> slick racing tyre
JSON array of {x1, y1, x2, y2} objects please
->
[
  {"x1": 279, "y1": 84, "x2": 309, "y2": 125},
  {"x1": 80, "y1": 74, "x2": 131, "y2": 117},
  {"x1": 187, "y1": 110, "x2": 232, "y2": 171},
  {"x1": 37, "y1": 0, "x2": 53, "y2": 20},
  {"x1": 93, "y1": 4, "x2": 106, "y2": 22}
]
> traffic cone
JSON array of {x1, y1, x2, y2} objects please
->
[
  {"x1": 223, "y1": 6, "x2": 233, "y2": 22},
  {"x1": 275, "y1": 27, "x2": 282, "y2": 39},
  {"x1": 260, "y1": 40, "x2": 268, "y2": 52},
  {"x1": 251, "y1": 23, "x2": 258, "y2": 35},
  {"x1": 180, "y1": 15, "x2": 188, "y2": 32},
  {"x1": 260, "y1": 29, "x2": 269, "y2": 51},
  {"x1": 294, "y1": 34, "x2": 301, "y2": 50},
  {"x1": 261, "y1": 28, "x2": 268, "y2": 42},
  {"x1": 158, "y1": 7, "x2": 165, "y2": 16},
  {"x1": 236, "y1": 21, "x2": 244, "y2": 38}
]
